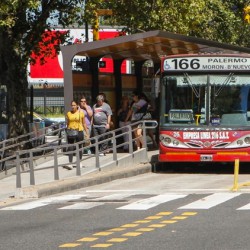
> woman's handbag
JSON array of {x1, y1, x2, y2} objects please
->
[
  {"x1": 142, "y1": 112, "x2": 152, "y2": 120},
  {"x1": 66, "y1": 129, "x2": 79, "y2": 139}
]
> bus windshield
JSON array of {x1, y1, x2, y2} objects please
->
[{"x1": 160, "y1": 74, "x2": 250, "y2": 127}]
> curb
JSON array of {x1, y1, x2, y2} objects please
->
[{"x1": 15, "y1": 162, "x2": 153, "y2": 198}]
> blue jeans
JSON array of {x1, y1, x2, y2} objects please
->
[
  {"x1": 67, "y1": 131, "x2": 83, "y2": 163},
  {"x1": 93, "y1": 126, "x2": 108, "y2": 152}
]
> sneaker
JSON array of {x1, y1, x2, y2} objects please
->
[
  {"x1": 99, "y1": 153, "x2": 105, "y2": 156},
  {"x1": 63, "y1": 164, "x2": 73, "y2": 170}
]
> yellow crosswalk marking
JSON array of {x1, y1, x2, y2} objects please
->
[
  {"x1": 77, "y1": 237, "x2": 98, "y2": 242},
  {"x1": 107, "y1": 238, "x2": 128, "y2": 243},
  {"x1": 91, "y1": 243, "x2": 113, "y2": 248},
  {"x1": 181, "y1": 212, "x2": 197, "y2": 216},
  {"x1": 133, "y1": 220, "x2": 151, "y2": 223},
  {"x1": 156, "y1": 212, "x2": 173, "y2": 216},
  {"x1": 93, "y1": 232, "x2": 113, "y2": 236},
  {"x1": 108, "y1": 228, "x2": 126, "y2": 232},
  {"x1": 172, "y1": 216, "x2": 187, "y2": 220},
  {"x1": 122, "y1": 232, "x2": 142, "y2": 237},
  {"x1": 121, "y1": 224, "x2": 139, "y2": 228},
  {"x1": 59, "y1": 243, "x2": 81, "y2": 248}
]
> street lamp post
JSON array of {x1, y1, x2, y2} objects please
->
[
  {"x1": 85, "y1": 0, "x2": 88, "y2": 42},
  {"x1": 30, "y1": 85, "x2": 33, "y2": 123},
  {"x1": 43, "y1": 81, "x2": 48, "y2": 116}
]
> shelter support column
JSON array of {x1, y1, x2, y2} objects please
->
[
  {"x1": 114, "y1": 59, "x2": 123, "y2": 125},
  {"x1": 89, "y1": 57, "x2": 100, "y2": 102},
  {"x1": 134, "y1": 61, "x2": 144, "y2": 92},
  {"x1": 154, "y1": 62, "x2": 161, "y2": 144},
  {"x1": 60, "y1": 46, "x2": 74, "y2": 113}
]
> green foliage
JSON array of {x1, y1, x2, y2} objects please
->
[
  {"x1": 0, "y1": 0, "x2": 84, "y2": 65},
  {"x1": 84, "y1": 0, "x2": 250, "y2": 47},
  {"x1": 0, "y1": 0, "x2": 85, "y2": 137},
  {"x1": 1, "y1": 0, "x2": 250, "y2": 137}
]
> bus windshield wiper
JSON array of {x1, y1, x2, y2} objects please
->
[
  {"x1": 214, "y1": 73, "x2": 234, "y2": 97},
  {"x1": 183, "y1": 73, "x2": 200, "y2": 98}
]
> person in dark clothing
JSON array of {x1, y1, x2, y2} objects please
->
[
  {"x1": 117, "y1": 96, "x2": 131, "y2": 152},
  {"x1": 92, "y1": 95, "x2": 112, "y2": 155}
]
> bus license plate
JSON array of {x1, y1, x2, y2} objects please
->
[{"x1": 200, "y1": 155, "x2": 213, "y2": 161}]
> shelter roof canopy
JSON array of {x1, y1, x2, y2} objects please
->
[{"x1": 61, "y1": 30, "x2": 250, "y2": 62}]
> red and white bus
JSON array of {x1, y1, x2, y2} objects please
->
[{"x1": 159, "y1": 54, "x2": 250, "y2": 163}]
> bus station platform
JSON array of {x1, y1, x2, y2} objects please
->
[{"x1": 0, "y1": 148, "x2": 158, "y2": 207}]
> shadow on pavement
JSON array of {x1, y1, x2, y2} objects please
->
[{"x1": 151, "y1": 156, "x2": 250, "y2": 175}]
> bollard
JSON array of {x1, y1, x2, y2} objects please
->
[
  {"x1": 112, "y1": 131, "x2": 117, "y2": 162},
  {"x1": 75, "y1": 143, "x2": 81, "y2": 176},
  {"x1": 29, "y1": 151, "x2": 35, "y2": 185},
  {"x1": 54, "y1": 148, "x2": 59, "y2": 180},
  {"x1": 16, "y1": 152, "x2": 22, "y2": 188},
  {"x1": 232, "y1": 159, "x2": 240, "y2": 192}
]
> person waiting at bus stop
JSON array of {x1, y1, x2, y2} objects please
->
[
  {"x1": 79, "y1": 96, "x2": 93, "y2": 154},
  {"x1": 117, "y1": 95, "x2": 131, "y2": 152},
  {"x1": 64, "y1": 100, "x2": 89, "y2": 170},
  {"x1": 125, "y1": 90, "x2": 148, "y2": 150},
  {"x1": 92, "y1": 94, "x2": 112, "y2": 156}
]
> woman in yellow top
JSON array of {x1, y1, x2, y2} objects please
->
[{"x1": 65, "y1": 100, "x2": 89, "y2": 170}]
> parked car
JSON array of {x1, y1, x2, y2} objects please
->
[{"x1": 27, "y1": 112, "x2": 60, "y2": 135}]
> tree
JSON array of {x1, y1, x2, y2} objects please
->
[
  {"x1": 1, "y1": 0, "x2": 249, "y2": 138},
  {"x1": 85, "y1": 0, "x2": 250, "y2": 47},
  {"x1": 0, "y1": 0, "x2": 84, "y2": 137}
]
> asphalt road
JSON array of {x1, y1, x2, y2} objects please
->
[{"x1": 1, "y1": 170, "x2": 250, "y2": 250}]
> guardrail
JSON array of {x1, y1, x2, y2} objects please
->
[
  {"x1": 13, "y1": 120, "x2": 158, "y2": 188},
  {"x1": 0, "y1": 122, "x2": 65, "y2": 172}
]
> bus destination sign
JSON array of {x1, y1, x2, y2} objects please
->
[{"x1": 163, "y1": 56, "x2": 250, "y2": 72}]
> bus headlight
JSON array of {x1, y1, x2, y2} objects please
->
[
  {"x1": 237, "y1": 140, "x2": 243, "y2": 146},
  {"x1": 159, "y1": 134, "x2": 188, "y2": 148},
  {"x1": 244, "y1": 137, "x2": 250, "y2": 144},
  {"x1": 159, "y1": 135, "x2": 171, "y2": 145},
  {"x1": 164, "y1": 137, "x2": 171, "y2": 144},
  {"x1": 173, "y1": 140, "x2": 179, "y2": 146}
]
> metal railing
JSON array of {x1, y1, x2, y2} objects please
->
[
  {"x1": 0, "y1": 122, "x2": 65, "y2": 172},
  {"x1": 13, "y1": 120, "x2": 158, "y2": 188}
]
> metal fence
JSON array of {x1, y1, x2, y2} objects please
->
[
  {"x1": 0, "y1": 120, "x2": 158, "y2": 188},
  {"x1": 0, "y1": 122, "x2": 65, "y2": 172}
]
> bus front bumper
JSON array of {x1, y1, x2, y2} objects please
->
[{"x1": 159, "y1": 151, "x2": 250, "y2": 162}]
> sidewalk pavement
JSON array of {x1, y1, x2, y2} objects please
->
[{"x1": 0, "y1": 149, "x2": 159, "y2": 207}]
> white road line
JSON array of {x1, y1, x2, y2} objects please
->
[
  {"x1": 1, "y1": 194, "x2": 86, "y2": 211},
  {"x1": 86, "y1": 190, "x2": 143, "y2": 193},
  {"x1": 178, "y1": 193, "x2": 241, "y2": 210},
  {"x1": 59, "y1": 193, "x2": 132, "y2": 210},
  {"x1": 117, "y1": 193, "x2": 187, "y2": 210},
  {"x1": 237, "y1": 203, "x2": 250, "y2": 210},
  {"x1": 90, "y1": 193, "x2": 133, "y2": 201},
  {"x1": 1, "y1": 200, "x2": 49, "y2": 210},
  {"x1": 59, "y1": 202, "x2": 104, "y2": 210}
]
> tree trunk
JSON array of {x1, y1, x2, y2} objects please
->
[{"x1": 1, "y1": 30, "x2": 29, "y2": 138}]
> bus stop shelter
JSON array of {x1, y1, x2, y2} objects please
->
[{"x1": 60, "y1": 30, "x2": 250, "y2": 111}]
